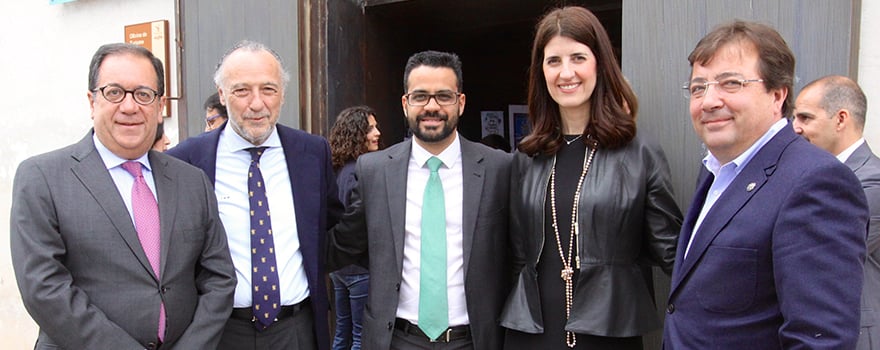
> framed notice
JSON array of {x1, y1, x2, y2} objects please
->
[
  {"x1": 124, "y1": 20, "x2": 171, "y2": 117},
  {"x1": 481, "y1": 111, "x2": 504, "y2": 138},
  {"x1": 508, "y1": 104, "x2": 530, "y2": 151}
]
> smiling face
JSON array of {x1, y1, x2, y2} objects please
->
[
  {"x1": 543, "y1": 35, "x2": 597, "y2": 120},
  {"x1": 217, "y1": 49, "x2": 285, "y2": 145},
  {"x1": 364, "y1": 114, "x2": 381, "y2": 152},
  {"x1": 88, "y1": 53, "x2": 164, "y2": 160},
  {"x1": 401, "y1": 65, "x2": 465, "y2": 153},
  {"x1": 688, "y1": 42, "x2": 786, "y2": 164}
]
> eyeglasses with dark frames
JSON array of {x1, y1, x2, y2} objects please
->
[
  {"x1": 94, "y1": 84, "x2": 161, "y2": 105},
  {"x1": 405, "y1": 91, "x2": 461, "y2": 106}
]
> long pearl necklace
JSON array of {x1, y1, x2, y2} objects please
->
[{"x1": 549, "y1": 139, "x2": 597, "y2": 348}]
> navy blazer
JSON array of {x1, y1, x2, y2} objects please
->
[
  {"x1": 167, "y1": 122, "x2": 342, "y2": 350},
  {"x1": 663, "y1": 125, "x2": 868, "y2": 349}
]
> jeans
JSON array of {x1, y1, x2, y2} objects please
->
[{"x1": 330, "y1": 272, "x2": 370, "y2": 350}]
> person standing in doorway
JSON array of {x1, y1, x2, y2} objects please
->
[{"x1": 327, "y1": 105, "x2": 382, "y2": 350}]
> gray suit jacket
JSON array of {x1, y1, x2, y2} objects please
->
[
  {"x1": 329, "y1": 137, "x2": 511, "y2": 350},
  {"x1": 11, "y1": 131, "x2": 237, "y2": 350},
  {"x1": 848, "y1": 142, "x2": 880, "y2": 350}
]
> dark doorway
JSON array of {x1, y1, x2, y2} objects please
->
[{"x1": 326, "y1": 0, "x2": 622, "y2": 149}]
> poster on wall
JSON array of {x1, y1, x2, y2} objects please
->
[
  {"x1": 508, "y1": 104, "x2": 530, "y2": 151},
  {"x1": 481, "y1": 111, "x2": 504, "y2": 138},
  {"x1": 125, "y1": 20, "x2": 171, "y2": 117}
]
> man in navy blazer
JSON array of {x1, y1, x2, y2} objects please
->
[
  {"x1": 168, "y1": 40, "x2": 341, "y2": 350},
  {"x1": 664, "y1": 21, "x2": 869, "y2": 349},
  {"x1": 793, "y1": 75, "x2": 880, "y2": 349}
]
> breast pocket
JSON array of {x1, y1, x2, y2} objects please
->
[{"x1": 695, "y1": 246, "x2": 758, "y2": 313}]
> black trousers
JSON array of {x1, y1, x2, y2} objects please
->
[
  {"x1": 389, "y1": 328, "x2": 474, "y2": 350},
  {"x1": 217, "y1": 303, "x2": 317, "y2": 350}
]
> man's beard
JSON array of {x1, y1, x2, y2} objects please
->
[{"x1": 409, "y1": 111, "x2": 457, "y2": 143}]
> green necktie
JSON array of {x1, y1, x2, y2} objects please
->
[{"x1": 418, "y1": 156, "x2": 449, "y2": 340}]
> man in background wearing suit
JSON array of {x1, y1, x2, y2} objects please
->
[
  {"x1": 329, "y1": 51, "x2": 511, "y2": 350},
  {"x1": 10, "y1": 43, "x2": 236, "y2": 350},
  {"x1": 663, "y1": 21, "x2": 869, "y2": 349},
  {"x1": 793, "y1": 75, "x2": 880, "y2": 349},
  {"x1": 167, "y1": 40, "x2": 341, "y2": 350}
]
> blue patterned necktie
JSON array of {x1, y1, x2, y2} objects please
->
[
  {"x1": 247, "y1": 147, "x2": 281, "y2": 330},
  {"x1": 418, "y1": 156, "x2": 449, "y2": 340}
]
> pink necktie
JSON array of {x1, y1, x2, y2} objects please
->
[{"x1": 121, "y1": 161, "x2": 165, "y2": 342}]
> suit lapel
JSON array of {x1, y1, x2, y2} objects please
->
[
  {"x1": 69, "y1": 132, "x2": 157, "y2": 279},
  {"x1": 459, "y1": 140, "x2": 485, "y2": 279},
  {"x1": 151, "y1": 152, "x2": 175, "y2": 280},
  {"x1": 670, "y1": 126, "x2": 795, "y2": 297},
  {"x1": 384, "y1": 140, "x2": 411, "y2": 272},
  {"x1": 845, "y1": 143, "x2": 871, "y2": 173},
  {"x1": 670, "y1": 169, "x2": 713, "y2": 293}
]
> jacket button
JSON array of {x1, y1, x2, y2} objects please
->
[
  {"x1": 666, "y1": 303, "x2": 675, "y2": 314},
  {"x1": 161, "y1": 287, "x2": 168, "y2": 293},
  {"x1": 395, "y1": 283, "x2": 401, "y2": 291},
  {"x1": 146, "y1": 341, "x2": 157, "y2": 350},
  {"x1": 387, "y1": 321, "x2": 393, "y2": 330}
]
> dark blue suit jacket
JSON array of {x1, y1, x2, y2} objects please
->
[
  {"x1": 167, "y1": 123, "x2": 342, "y2": 350},
  {"x1": 663, "y1": 125, "x2": 868, "y2": 349}
]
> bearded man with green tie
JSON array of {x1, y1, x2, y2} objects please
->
[{"x1": 329, "y1": 50, "x2": 512, "y2": 350}]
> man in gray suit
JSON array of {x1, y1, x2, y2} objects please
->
[
  {"x1": 793, "y1": 75, "x2": 880, "y2": 349},
  {"x1": 10, "y1": 43, "x2": 237, "y2": 350},
  {"x1": 329, "y1": 51, "x2": 511, "y2": 350}
]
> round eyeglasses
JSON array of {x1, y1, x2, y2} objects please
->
[
  {"x1": 94, "y1": 84, "x2": 161, "y2": 105},
  {"x1": 682, "y1": 78, "x2": 763, "y2": 99},
  {"x1": 405, "y1": 91, "x2": 461, "y2": 106}
]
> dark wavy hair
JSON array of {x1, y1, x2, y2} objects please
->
[
  {"x1": 329, "y1": 106, "x2": 377, "y2": 171},
  {"x1": 519, "y1": 6, "x2": 638, "y2": 156}
]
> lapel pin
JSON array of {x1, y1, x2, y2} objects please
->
[{"x1": 746, "y1": 182, "x2": 756, "y2": 192}]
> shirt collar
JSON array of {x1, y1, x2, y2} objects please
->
[
  {"x1": 703, "y1": 118, "x2": 788, "y2": 175},
  {"x1": 837, "y1": 138, "x2": 865, "y2": 163},
  {"x1": 410, "y1": 133, "x2": 461, "y2": 170},
  {"x1": 92, "y1": 132, "x2": 152, "y2": 171},
  {"x1": 221, "y1": 124, "x2": 282, "y2": 152}
]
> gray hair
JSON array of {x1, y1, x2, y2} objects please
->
[{"x1": 213, "y1": 40, "x2": 291, "y2": 90}]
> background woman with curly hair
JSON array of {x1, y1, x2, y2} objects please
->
[{"x1": 327, "y1": 105, "x2": 380, "y2": 350}]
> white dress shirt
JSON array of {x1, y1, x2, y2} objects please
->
[
  {"x1": 837, "y1": 138, "x2": 865, "y2": 163},
  {"x1": 397, "y1": 134, "x2": 469, "y2": 327},
  {"x1": 214, "y1": 126, "x2": 309, "y2": 307}
]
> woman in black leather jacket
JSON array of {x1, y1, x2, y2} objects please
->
[{"x1": 501, "y1": 6, "x2": 683, "y2": 349}]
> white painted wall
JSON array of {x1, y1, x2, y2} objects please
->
[
  {"x1": 860, "y1": 0, "x2": 880, "y2": 148},
  {"x1": 0, "y1": 1, "x2": 178, "y2": 348},
  {"x1": 2, "y1": 1, "x2": 880, "y2": 348}
]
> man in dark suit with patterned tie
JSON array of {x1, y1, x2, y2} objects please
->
[
  {"x1": 793, "y1": 75, "x2": 880, "y2": 349},
  {"x1": 10, "y1": 43, "x2": 237, "y2": 350},
  {"x1": 167, "y1": 40, "x2": 342, "y2": 350}
]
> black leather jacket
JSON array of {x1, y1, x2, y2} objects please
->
[{"x1": 500, "y1": 134, "x2": 682, "y2": 337}]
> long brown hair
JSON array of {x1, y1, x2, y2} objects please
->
[
  {"x1": 519, "y1": 6, "x2": 637, "y2": 156},
  {"x1": 329, "y1": 106, "x2": 377, "y2": 171}
]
